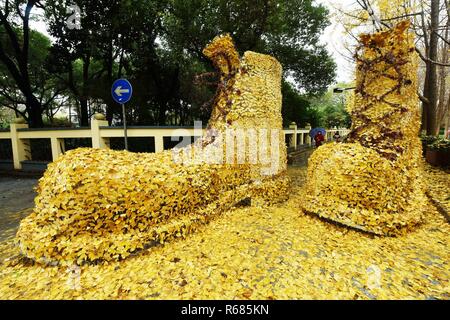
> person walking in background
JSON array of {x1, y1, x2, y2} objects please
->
[
  {"x1": 314, "y1": 131, "x2": 325, "y2": 148},
  {"x1": 333, "y1": 131, "x2": 341, "y2": 142}
]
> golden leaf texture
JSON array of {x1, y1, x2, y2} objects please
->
[
  {"x1": 15, "y1": 34, "x2": 290, "y2": 265},
  {"x1": 303, "y1": 21, "x2": 427, "y2": 236},
  {"x1": 0, "y1": 166, "x2": 448, "y2": 299}
]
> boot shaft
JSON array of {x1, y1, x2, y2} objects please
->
[
  {"x1": 203, "y1": 34, "x2": 284, "y2": 131},
  {"x1": 348, "y1": 21, "x2": 422, "y2": 161},
  {"x1": 193, "y1": 34, "x2": 286, "y2": 175}
]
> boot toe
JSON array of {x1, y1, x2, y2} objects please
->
[{"x1": 302, "y1": 143, "x2": 426, "y2": 236}]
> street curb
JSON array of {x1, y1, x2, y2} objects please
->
[
  {"x1": 426, "y1": 190, "x2": 450, "y2": 223},
  {"x1": 0, "y1": 170, "x2": 43, "y2": 179}
]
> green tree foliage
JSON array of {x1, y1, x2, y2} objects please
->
[
  {"x1": 165, "y1": 0, "x2": 336, "y2": 93},
  {"x1": 0, "y1": 0, "x2": 51, "y2": 127},
  {"x1": 282, "y1": 80, "x2": 316, "y2": 128},
  {"x1": 0, "y1": 24, "x2": 65, "y2": 125},
  {"x1": 0, "y1": 106, "x2": 15, "y2": 127},
  {"x1": 1, "y1": 0, "x2": 337, "y2": 127},
  {"x1": 45, "y1": 0, "x2": 124, "y2": 126},
  {"x1": 309, "y1": 85, "x2": 352, "y2": 129}
]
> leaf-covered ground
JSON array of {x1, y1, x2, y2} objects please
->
[
  {"x1": 0, "y1": 165, "x2": 448, "y2": 300},
  {"x1": 424, "y1": 165, "x2": 450, "y2": 214}
]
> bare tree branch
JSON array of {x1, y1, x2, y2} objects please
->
[
  {"x1": 415, "y1": 47, "x2": 450, "y2": 66},
  {"x1": 419, "y1": 93, "x2": 430, "y2": 104},
  {"x1": 380, "y1": 12, "x2": 424, "y2": 22}
]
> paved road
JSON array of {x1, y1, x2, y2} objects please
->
[{"x1": 0, "y1": 177, "x2": 38, "y2": 241}]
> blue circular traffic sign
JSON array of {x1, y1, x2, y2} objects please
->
[{"x1": 112, "y1": 79, "x2": 133, "y2": 104}]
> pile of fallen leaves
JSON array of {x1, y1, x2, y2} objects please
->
[
  {"x1": 303, "y1": 21, "x2": 427, "y2": 236},
  {"x1": 15, "y1": 34, "x2": 289, "y2": 266},
  {"x1": 424, "y1": 164, "x2": 450, "y2": 214},
  {"x1": 0, "y1": 166, "x2": 448, "y2": 300}
]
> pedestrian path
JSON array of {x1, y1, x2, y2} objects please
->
[{"x1": 0, "y1": 167, "x2": 448, "y2": 299}]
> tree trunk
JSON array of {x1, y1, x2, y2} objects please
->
[
  {"x1": 79, "y1": 99, "x2": 89, "y2": 127},
  {"x1": 444, "y1": 109, "x2": 450, "y2": 138},
  {"x1": 421, "y1": 71, "x2": 429, "y2": 133},
  {"x1": 425, "y1": 0, "x2": 441, "y2": 136},
  {"x1": 105, "y1": 38, "x2": 115, "y2": 125},
  {"x1": 436, "y1": 9, "x2": 449, "y2": 133},
  {"x1": 26, "y1": 94, "x2": 44, "y2": 128},
  {"x1": 156, "y1": 66, "x2": 180, "y2": 125},
  {"x1": 79, "y1": 56, "x2": 91, "y2": 126},
  {"x1": 106, "y1": 104, "x2": 115, "y2": 125},
  {"x1": 157, "y1": 100, "x2": 167, "y2": 125},
  {"x1": 444, "y1": 90, "x2": 450, "y2": 138}
]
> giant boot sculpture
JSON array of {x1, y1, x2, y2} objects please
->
[
  {"x1": 16, "y1": 35, "x2": 289, "y2": 265},
  {"x1": 302, "y1": 21, "x2": 427, "y2": 236}
]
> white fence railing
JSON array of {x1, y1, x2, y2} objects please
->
[{"x1": 0, "y1": 117, "x2": 349, "y2": 170}]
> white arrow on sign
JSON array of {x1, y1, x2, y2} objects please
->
[{"x1": 114, "y1": 86, "x2": 130, "y2": 97}]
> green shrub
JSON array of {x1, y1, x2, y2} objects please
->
[
  {"x1": 428, "y1": 138, "x2": 450, "y2": 152},
  {"x1": 420, "y1": 135, "x2": 439, "y2": 146}
]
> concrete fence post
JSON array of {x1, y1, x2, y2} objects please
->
[
  {"x1": 305, "y1": 124, "x2": 312, "y2": 146},
  {"x1": 154, "y1": 135, "x2": 164, "y2": 153},
  {"x1": 289, "y1": 122, "x2": 297, "y2": 149},
  {"x1": 91, "y1": 114, "x2": 110, "y2": 149},
  {"x1": 10, "y1": 118, "x2": 30, "y2": 170},
  {"x1": 51, "y1": 137, "x2": 66, "y2": 161}
]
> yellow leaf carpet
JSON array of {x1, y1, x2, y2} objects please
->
[
  {"x1": 0, "y1": 22, "x2": 448, "y2": 300},
  {"x1": 0, "y1": 165, "x2": 448, "y2": 299},
  {"x1": 15, "y1": 34, "x2": 290, "y2": 266}
]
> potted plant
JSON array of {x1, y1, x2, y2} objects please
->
[
  {"x1": 420, "y1": 135, "x2": 438, "y2": 156},
  {"x1": 426, "y1": 138, "x2": 450, "y2": 167}
]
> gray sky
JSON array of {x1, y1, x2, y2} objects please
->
[
  {"x1": 30, "y1": 0, "x2": 357, "y2": 84},
  {"x1": 317, "y1": 0, "x2": 357, "y2": 83}
]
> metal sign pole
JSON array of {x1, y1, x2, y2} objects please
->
[
  {"x1": 112, "y1": 78, "x2": 132, "y2": 151},
  {"x1": 122, "y1": 103, "x2": 128, "y2": 151}
]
